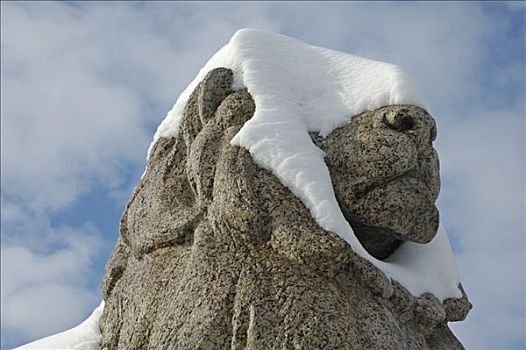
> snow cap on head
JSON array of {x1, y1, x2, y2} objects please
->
[{"x1": 151, "y1": 28, "x2": 462, "y2": 301}]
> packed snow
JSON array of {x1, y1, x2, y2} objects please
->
[
  {"x1": 152, "y1": 28, "x2": 462, "y2": 301},
  {"x1": 13, "y1": 301, "x2": 104, "y2": 350}
]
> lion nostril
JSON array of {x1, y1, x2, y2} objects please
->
[
  {"x1": 398, "y1": 115, "x2": 415, "y2": 132},
  {"x1": 383, "y1": 111, "x2": 415, "y2": 133},
  {"x1": 381, "y1": 106, "x2": 438, "y2": 147}
]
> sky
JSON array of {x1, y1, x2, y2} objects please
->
[{"x1": 0, "y1": 1, "x2": 524, "y2": 349}]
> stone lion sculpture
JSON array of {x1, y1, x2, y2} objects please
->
[{"x1": 100, "y1": 68, "x2": 471, "y2": 349}]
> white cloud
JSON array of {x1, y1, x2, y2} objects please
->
[
  {"x1": 0, "y1": 2, "x2": 283, "y2": 213},
  {"x1": 1, "y1": 220, "x2": 104, "y2": 346},
  {"x1": 2, "y1": 3, "x2": 160, "y2": 212},
  {"x1": 437, "y1": 105, "x2": 525, "y2": 348},
  {"x1": 1, "y1": 1, "x2": 524, "y2": 349}
]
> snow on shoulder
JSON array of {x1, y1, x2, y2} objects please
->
[
  {"x1": 13, "y1": 301, "x2": 104, "y2": 350},
  {"x1": 153, "y1": 28, "x2": 462, "y2": 301}
]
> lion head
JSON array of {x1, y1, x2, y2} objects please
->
[{"x1": 100, "y1": 68, "x2": 470, "y2": 350}]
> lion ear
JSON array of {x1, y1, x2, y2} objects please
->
[
  {"x1": 198, "y1": 67, "x2": 234, "y2": 125},
  {"x1": 182, "y1": 68, "x2": 235, "y2": 209},
  {"x1": 180, "y1": 67, "x2": 234, "y2": 152}
]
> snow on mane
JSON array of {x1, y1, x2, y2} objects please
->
[{"x1": 153, "y1": 28, "x2": 462, "y2": 301}]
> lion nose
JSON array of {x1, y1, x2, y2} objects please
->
[{"x1": 383, "y1": 106, "x2": 437, "y2": 148}]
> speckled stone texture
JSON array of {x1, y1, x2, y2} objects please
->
[
  {"x1": 100, "y1": 68, "x2": 471, "y2": 350},
  {"x1": 312, "y1": 105, "x2": 441, "y2": 259}
]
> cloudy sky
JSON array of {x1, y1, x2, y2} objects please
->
[{"x1": 1, "y1": 1, "x2": 524, "y2": 349}]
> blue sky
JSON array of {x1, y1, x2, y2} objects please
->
[{"x1": 1, "y1": 2, "x2": 524, "y2": 349}]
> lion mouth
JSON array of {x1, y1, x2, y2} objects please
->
[
  {"x1": 352, "y1": 168, "x2": 421, "y2": 199},
  {"x1": 342, "y1": 171, "x2": 438, "y2": 260},
  {"x1": 344, "y1": 212, "x2": 405, "y2": 260}
]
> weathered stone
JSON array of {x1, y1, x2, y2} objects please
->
[
  {"x1": 316, "y1": 105, "x2": 441, "y2": 258},
  {"x1": 198, "y1": 67, "x2": 234, "y2": 124},
  {"x1": 100, "y1": 67, "x2": 471, "y2": 350}
]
